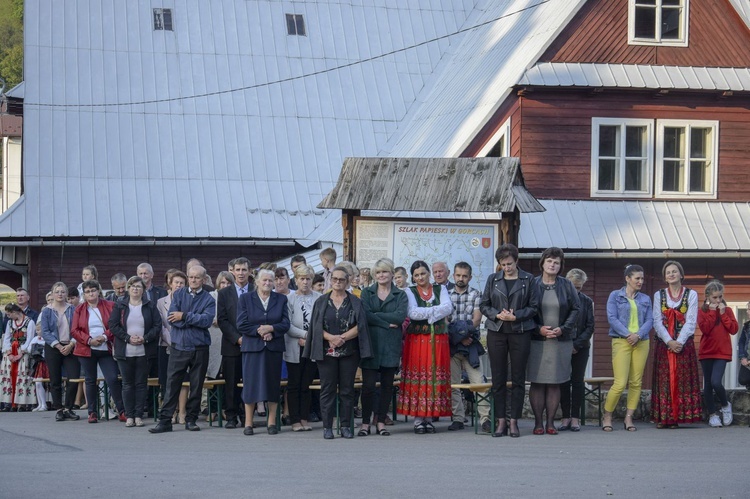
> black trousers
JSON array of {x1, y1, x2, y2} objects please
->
[
  {"x1": 286, "y1": 354, "x2": 317, "y2": 424},
  {"x1": 44, "y1": 344, "x2": 80, "y2": 410},
  {"x1": 158, "y1": 347, "x2": 209, "y2": 424},
  {"x1": 317, "y1": 353, "x2": 360, "y2": 429},
  {"x1": 560, "y1": 346, "x2": 590, "y2": 419},
  {"x1": 118, "y1": 356, "x2": 149, "y2": 418},
  {"x1": 361, "y1": 366, "x2": 397, "y2": 424},
  {"x1": 487, "y1": 331, "x2": 531, "y2": 420},
  {"x1": 221, "y1": 355, "x2": 243, "y2": 422},
  {"x1": 78, "y1": 350, "x2": 124, "y2": 416}
]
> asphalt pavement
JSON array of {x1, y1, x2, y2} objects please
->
[{"x1": 0, "y1": 411, "x2": 745, "y2": 498}]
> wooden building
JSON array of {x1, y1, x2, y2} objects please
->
[{"x1": 458, "y1": 0, "x2": 750, "y2": 387}]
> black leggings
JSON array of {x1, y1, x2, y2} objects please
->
[
  {"x1": 560, "y1": 346, "x2": 589, "y2": 419},
  {"x1": 701, "y1": 359, "x2": 728, "y2": 414},
  {"x1": 361, "y1": 366, "x2": 398, "y2": 424}
]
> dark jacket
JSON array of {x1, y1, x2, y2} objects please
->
[
  {"x1": 531, "y1": 275, "x2": 580, "y2": 341},
  {"x1": 145, "y1": 285, "x2": 168, "y2": 304},
  {"x1": 217, "y1": 285, "x2": 241, "y2": 357},
  {"x1": 167, "y1": 287, "x2": 215, "y2": 352},
  {"x1": 738, "y1": 321, "x2": 750, "y2": 361},
  {"x1": 448, "y1": 320, "x2": 485, "y2": 368},
  {"x1": 480, "y1": 269, "x2": 538, "y2": 333},
  {"x1": 236, "y1": 292, "x2": 289, "y2": 353},
  {"x1": 573, "y1": 291, "x2": 595, "y2": 351},
  {"x1": 360, "y1": 284, "x2": 408, "y2": 369},
  {"x1": 108, "y1": 298, "x2": 162, "y2": 360},
  {"x1": 303, "y1": 292, "x2": 372, "y2": 362},
  {"x1": 71, "y1": 300, "x2": 115, "y2": 357}
]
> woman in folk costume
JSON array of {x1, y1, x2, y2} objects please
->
[
  {"x1": 1, "y1": 304, "x2": 37, "y2": 410},
  {"x1": 651, "y1": 260, "x2": 702, "y2": 428},
  {"x1": 398, "y1": 260, "x2": 453, "y2": 434}
]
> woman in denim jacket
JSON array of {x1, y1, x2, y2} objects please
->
[
  {"x1": 40, "y1": 282, "x2": 80, "y2": 421},
  {"x1": 602, "y1": 265, "x2": 652, "y2": 431}
]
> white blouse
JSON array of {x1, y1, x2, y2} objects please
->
[{"x1": 652, "y1": 288, "x2": 699, "y2": 345}]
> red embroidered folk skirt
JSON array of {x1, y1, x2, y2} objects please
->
[
  {"x1": 398, "y1": 332, "x2": 451, "y2": 418},
  {"x1": 650, "y1": 337, "x2": 702, "y2": 425}
]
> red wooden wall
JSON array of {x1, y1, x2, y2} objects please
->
[{"x1": 540, "y1": 0, "x2": 750, "y2": 66}]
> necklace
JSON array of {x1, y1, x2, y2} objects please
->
[
  {"x1": 667, "y1": 286, "x2": 683, "y2": 301},
  {"x1": 417, "y1": 285, "x2": 433, "y2": 301}
]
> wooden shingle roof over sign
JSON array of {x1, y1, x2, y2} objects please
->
[{"x1": 319, "y1": 157, "x2": 545, "y2": 214}]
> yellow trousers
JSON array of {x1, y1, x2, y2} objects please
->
[{"x1": 604, "y1": 338, "x2": 650, "y2": 412}]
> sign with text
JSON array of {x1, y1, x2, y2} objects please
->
[{"x1": 355, "y1": 220, "x2": 498, "y2": 289}]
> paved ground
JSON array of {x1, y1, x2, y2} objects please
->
[{"x1": 0, "y1": 411, "x2": 745, "y2": 498}]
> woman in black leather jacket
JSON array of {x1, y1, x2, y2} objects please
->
[
  {"x1": 480, "y1": 244, "x2": 538, "y2": 438},
  {"x1": 528, "y1": 247, "x2": 580, "y2": 435}
]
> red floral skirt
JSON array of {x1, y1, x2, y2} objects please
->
[
  {"x1": 651, "y1": 337, "x2": 702, "y2": 425},
  {"x1": 397, "y1": 333, "x2": 451, "y2": 418}
]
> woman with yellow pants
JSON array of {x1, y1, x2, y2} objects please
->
[{"x1": 602, "y1": 265, "x2": 653, "y2": 431}]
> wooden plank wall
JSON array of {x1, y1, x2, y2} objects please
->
[
  {"x1": 540, "y1": 0, "x2": 750, "y2": 67},
  {"x1": 516, "y1": 90, "x2": 750, "y2": 201},
  {"x1": 27, "y1": 244, "x2": 303, "y2": 308}
]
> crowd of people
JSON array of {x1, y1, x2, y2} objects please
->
[{"x1": 1, "y1": 246, "x2": 748, "y2": 439}]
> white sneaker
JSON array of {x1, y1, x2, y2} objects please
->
[
  {"x1": 125, "y1": 418, "x2": 135, "y2": 427},
  {"x1": 720, "y1": 402, "x2": 733, "y2": 426},
  {"x1": 708, "y1": 414, "x2": 722, "y2": 427}
]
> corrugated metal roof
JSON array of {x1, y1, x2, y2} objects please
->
[
  {"x1": 2, "y1": 0, "x2": 475, "y2": 240},
  {"x1": 319, "y1": 157, "x2": 544, "y2": 213},
  {"x1": 730, "y1": 0, "x2": 750, "y2": 28},
  {"x1": 519, "y1": 63, "x2": 750, "y2": 91},
  {"x1": 383, "y1": 0, "x2": 588, "y2": 158},
  {"x1": 518, "y1": 200, "x2": 750, "y2": 251},
  {"x1": 5, "y1": 82, "x2": 24, "y2": 99}
]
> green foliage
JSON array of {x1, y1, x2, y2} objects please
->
[{"x1": 0, "y1": 0, "x2": 23, "y2": 89}]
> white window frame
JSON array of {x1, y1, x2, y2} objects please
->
[
  {"x1": 655, "y1": 119, "x2": 718, "y2": 199},
  {"x1": 590, "y1": 117, "x2": 654, "y2": 198},
  {"x1": 719, "y1": 301, "x2": 747, "y2": 390},
  {"x1": 477, "y1": 117, "x2": 511, "y2": 157},
  {"x1": 628, "y1": 0, "x2": 689, "y2": 47}
]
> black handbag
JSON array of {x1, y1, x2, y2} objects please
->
[{"x1": 738, "y1": 365, "x2": 750, "y2": 387}]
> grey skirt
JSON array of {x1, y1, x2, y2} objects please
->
[{"x1": 526, "y1": 339, "x2": 573, "y2": 384}]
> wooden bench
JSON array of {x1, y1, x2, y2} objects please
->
[
  {"x1": 450, "y1": 383, "x2": 493, "y2": 434},
  {"x1": 309, "y1": 379, "x2": 401, "y2": 434},
  {"x1": 69, "y1": 377, "x2": 112, "y2": 420},
  {"x1": 582, "y1": 377, "x2": 615, "y2": 427},
  {"x1": 147, "y1": 378, "x2": 227, "y2": 426}
]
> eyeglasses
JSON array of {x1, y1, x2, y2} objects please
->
[
  {"x1": 331, "y1": 277, "x2": 347, "y2": 283},
  {"x1": 83, "y1": 289, "x2": 99, "y2": 294}
]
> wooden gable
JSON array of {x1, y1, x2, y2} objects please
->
[{"x1": 540, "y1": 0, "x2": 750, "y2": 67}]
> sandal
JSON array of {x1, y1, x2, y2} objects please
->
[
  {"x1": 376, "y1": 425, "x2": 390, "y2": 436},
  {"x1": 602, "y1": 425, "x2": 614, "y2": 432},
  {"x1": 357, "y1": 425, "x2": 371, "y2": 437},
  {"x1": 624, "y1": 417, "x2": 637, "y2": 432}
]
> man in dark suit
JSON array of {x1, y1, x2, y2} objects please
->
[{"x1": 217, "y1": 257, "x2": 253, "y2": 429}]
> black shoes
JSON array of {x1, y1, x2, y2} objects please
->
[
  {"x1": 308, "y1": 412, "x2": 321, "y2": 423},
  {"x1": 243, "y1": 426, "x2": 254, "y2": 436},
  {"x1": 414, "y1": 422, "x2": 426, "y2": 434},
  {"x1": 63, "y1": 409, "x2": 80, "y2": 421},
  {"x1": 149, "y1": 422, "x2": 173, "y2": 434},
  {"x1": 55, "y1": 409, "x2": 65, "y2": 421},
  {"x1": 448, "y1": 421, "x2": 464, "y2": 431},
  {"x1": 185, "y1": 422, "x2": 200, "y2": 431},
  {"x1": 481, "y1": 420, "x2": 492, "y2": 433},
  {"x1": 341, "y1": 427, "x2": 353, "y2": 439},
  {"x1": 323, "y1": 428, "x2": 334, "y2": 440},
  {"x1": 424, "y1": 422, "x2": 436, "y2": 434},
  {"x1": 225, "y1": 420, "x2": 237, "y2": 429},
  {"x1": 267, "y1": 425, "x2": 279, "y2": 435}
]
